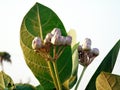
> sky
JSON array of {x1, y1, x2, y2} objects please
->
[{"x1": 0, "y1": 0, "x2": 120, "y2": 90}]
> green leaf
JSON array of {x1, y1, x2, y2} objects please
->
[
  {"x1": 20, "y1": 2, "x2": 72, "y2": 90},
  {"x1": 68, "y1": 29, "x2": 77, "y2": 47},
  {"x1": 67, "y1": 29, "x2": 79, "y2": 88},
  {"x1": 69, "y1": 43, "x2": 79, "y2": 88},
  {"x1": 36, "y1": 85, "x2": 44, "y2": 90},
  {"x1": 15, "y1": 83, "x2": 36, "y2": 90},
  {"x1": 0, "y1": 71, "x2": 15, "y2": 90},
  {"x1": 96, "y1": 72, "x2": 120, "y2": 90},
  {"x1": 86, "y1": 39, "x2": 120, "y2": 90}
]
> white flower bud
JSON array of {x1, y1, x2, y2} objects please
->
[
  {"x1": 51, "y1": 28, "x2": 61, "y2": 36},
  {"x1": 78, "y1": 45, "x2": 82, "y2": 52},
  {"x1": 32, "y1": 37, "x2": 42, "y2": 49},
  {"x1": 51, "y1": 34, "x2": 60, "y2": 45},
  {"x1": 82, "y1": 38, "x2": 91, "y2": 51},
  {"x1": 65, "y1": 36, "x2": 72, "y2": 45},
  {"x1": 44, "y1": 33, "x2": 53, "y2": 44},
  {"x1": 91, "y1": 48, "x2": 99, "y2": 56},
  {"x1": 59, "y1": 36, "x2": 66, "y2": 45}
]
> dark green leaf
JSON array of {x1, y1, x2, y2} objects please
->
[
  {"x1": 86, "y1": 39, "x2": 120, "y2": 90},
  {"x1": 20, "y1": 2, "x2": 72, "y2": 90},
  {"x1": 15, "y1": 83, "x2": 36, "y2": 90},
  {"x1": 96, "y1": 72, "x2": 120, "y2": 90},
  {"x1": 36, "y1": 85, "x2": 44, "y2": 90}
]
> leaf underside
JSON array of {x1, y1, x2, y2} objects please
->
[{"x1": 96, "y1": 72, "x2": 120, "y2": 90}]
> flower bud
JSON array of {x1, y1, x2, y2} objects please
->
[
  {"x1": 82, "y1": 38, "x2": 91, "y2": 51},
  {"x1": 51, "y1": 34, "x2": 60, "y2": 45},
  {"x1": 32, "y1": 37, "x2": 42, "y2": 49},
  {"x1": 44, "y1": 33, "x2": 53, "y2": 44},
  {"x1": 91, "y1": 48, "x2": 99, "y2": 56},
  {"x1": 78, "y1": 45, "x2": 82, "y2": 52},
  {"x1": 65, "y1": 36, "x2": 72, "y2": 45},
  {"x1": 59, "y1": 36, "x2": 66, "y2": 45},
  {"x1": 51, "y1": 28, "x2": 61, "y2": 36}
]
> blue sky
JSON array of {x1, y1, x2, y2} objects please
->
[{"x1": 0, "y1": 0, "x2": 120, "y2": 89}]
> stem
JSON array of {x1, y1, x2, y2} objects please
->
[
  {"x1": 75, "y1": 66, "x2": 87, "y2": 90},
  {"x1": 47, "y1": 61, "x2": 58, "y2": 89},
  {"x1": 52, "y1": 61, "x2": 62, "y2": 90},
  {"x1": 57, "y1": 47, "x2": 66, "y2": 59},
  {"x1": 51, "y1": 46, "x2": 62, "y2": 90}
]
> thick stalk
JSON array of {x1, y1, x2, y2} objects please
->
[
  {"x1": 50, "y1": 46, "x2": 62, "y2": 90},
  {"x1": 75, "y1": 66, "x2": 87, "y2": 90},
  {"x1": 52, "y1": 61, "x2": 62, "y2": 90},
  {"x1": 47, "y1": 61, "x2": 58, "y2": 89}
]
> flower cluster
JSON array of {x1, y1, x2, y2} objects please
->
[
  {"x1": 78, "y1": 38, "x2": 99, "y2": 66},
  {"x1": 32, "y1": 28, "x2": 72, "y2": 51},
  {"x1": 44, "y1": 28, "x2": 72, "y2": 46}
]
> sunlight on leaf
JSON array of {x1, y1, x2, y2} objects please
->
[
  {"x1": 96, "y1": 72, "x2": 120, "y2": 90},
  {"x1": 0, "y1": 71, "x2": 15, "y2": 89}
]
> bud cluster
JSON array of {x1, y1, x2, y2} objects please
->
[
  {"x1": 44, "y1": 28, "x2": 72, "y2": 46},
  {"x1": 78, "y1": 38, "x2": 99, "y2": 66},
  {"x1": 32, "y1": 28, "x2": 72, "y2": 51}
]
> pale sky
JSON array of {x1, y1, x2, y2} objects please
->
[{"x1": 0, "y1": 0, "x2": 120, "y2": 90}]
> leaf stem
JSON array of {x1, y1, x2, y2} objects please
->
[
  {"x1": 75, "y1": 66, "x2": 87, "y2": 90},
  {"x1": 52, "y1": 61, "x2": 62, "y2": 90},
  {"x1": 52, "y1": 46, "x2": 62, "y2": 90},
  {"x1": 47, "y1": 61, "x2": 58, "y2": 89}
]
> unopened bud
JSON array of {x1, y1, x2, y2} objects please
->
[
  {"x1": 59, "y1": 36, "x2": 66, "y2": 45},
  {"x1": 65, "y1": 36, "x2": 72, "y2": 45},
  {"x1": 44, "y1": 33, "x2": 53, "y2": 44},
  {"x1": 78, "y1": 45, "x2": 82, "y2": 52},
  {"x1": 51, "y1": 34, "x2": 60, "y2": 45},
  {"x1": 82, "y1": 38, "x2": 91, "y2": 51},
  {"x1": 32, "y1": 37, "x2": 42, "y2": 49},
  {"x1": 91, "y1": 48, "x2": 99, "y2": 56},
  {"x1": 51, "y1": 28, "x2": 61, "y2": 36}
]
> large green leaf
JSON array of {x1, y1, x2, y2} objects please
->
[
  {"x1": 20, "y1": 2, "x2": 72, "y2": 90},
  {"x1": 96, "y1": 72, "x2": 120, "y2": 90},
  {"x1": 86, "y1": 39, "x2": 120, "y2": 90},
  {"x1": 0, "y1": 71, "x2": 15, "y2": 90}
]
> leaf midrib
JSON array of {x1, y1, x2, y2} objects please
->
[
  {"x1": 103, "y1": 72, "x2": 112, "y2": 90},
  {"x1": 37, "y1": 3, "x2": 43, "y2": 40}
]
